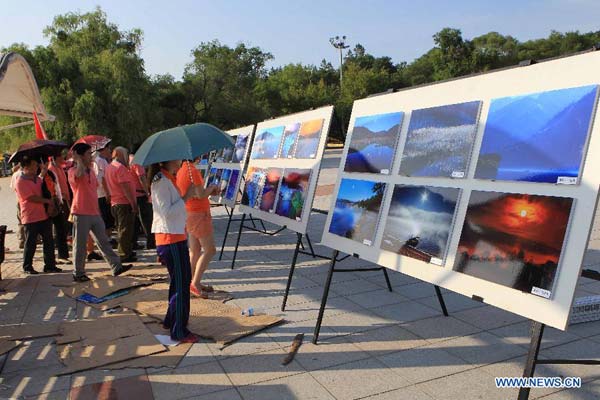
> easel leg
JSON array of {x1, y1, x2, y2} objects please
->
[
  {"x1": 518, "y1": 321, "x2": 545, "y2": 400},
  {"x1": 281, "y1": 233, "x2": 303, "y2": 311},
  {"x1": 231, "y1": 213, "x2": 246, "y2": 270},
  {"x1": 305, "y1": 233, "x2": 316, "y2": 258},
  {"x1": 248, "y1": 214, "x2": 257, "y2": 229},
  {"x1": 382, "y1": 268, "x2": 393, "y2": 292},
  {"x1": 313, "y1": 250, "x2": 338, "y2": 345},
  {"x1": 219, "y1": 209, "x2": 235, "y2": 261},
  {"x1": 259, "y1": 219, "x2": 267, "y2": 232},
  {"x1": 434, "y1": 285, "x2": 449, "y2": 316}
]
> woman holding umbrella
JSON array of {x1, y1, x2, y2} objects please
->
[
  {"x1": 148, "y1": 159, "x2": 200, "y2": 342},
  {"x1": 134, "y1": 123, "x2": 233, "y2": 343}
]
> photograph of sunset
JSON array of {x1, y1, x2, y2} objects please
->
[{"x1": 453, "y1": 191, "x2": 573, "y2": 295}]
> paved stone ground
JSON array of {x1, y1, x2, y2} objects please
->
[{"x1": 0, "y1": 150, "x2": 599, "y2": 400}]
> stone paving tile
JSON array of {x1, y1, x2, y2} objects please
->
[
  {"x1": 452, "y1": 305, "x2": 526, "y2": 330},
  {"x1": 347, "y1": 324, "x2": 427, "y2": 356},
  {"x1": 23, "y1": 389, "x2": 71, "y2": 400},
  {"x1": 394, "y1": 282, "x2": 445, "y2": 300},
  {"x1": 310, "y1": 357, "x2": 411, "y2": 400},
  {"x1": 237, "y1": 372, "x2": 336, "y2": 400},
  {"x1": 2, "y1": 340, "x2": 63, "y2": 374},
  {"x1": 488, "y1": 321, "x2": 581, "y2": 350},
  {"x1": 322, "y1": 308, "x2": 394, "y2": 336},
  {"x1": 148, "y1": 361, "x2": 233, "y2": 400},
  {"x1": 362, "y1": 386, "x2": 435, "y2": 399},
  {"x1": 0, "y1": 368, "x2": 71, "y2": 399},
  {"x1": 207, "y1": 332, "x2": 282, "y2": 361},
  {"x1": 220, "y1": 348, "x2": 305, "y2": 387},
  {"x1": 293, "y1": 334, "x2": 371, "y2": 372},
  {"x1": 176, "y1": 340, "x2": 217, "y2": 369},
  {"x1": 416, "y1": 291, "x2": 486, "y2": 313},
  {"x1": 345, "y1": 288, "x2": 409, "y2": 309},
  {"x1": 541, "y1": 338, "x2": 600, "y2": 383},
  {"x1": 417, "y1": 368, "x2": 519, "y2": 400},
  {"x1": 370, "y1": 300, "x2": 441, "y2": 324},
  {"x1": 538, "y1": 379, "x2": 600, "y2": 400},
  {"x1": 400, "y1": 315, "x2": 482, "y2": 344},
  {"x1": 70, "y1": 368, "x2": 148, "y2": 388},
  {"x1": 427, "y1": 331, "x2": 527, "y2": 367},
  {"x1": 565, "y1": 319, "x2": 600, "y2": 339},
  {"x1": 377, "y1": 343, "x2": 473, "y2": 385},
  {"x1": 264, "y1": 320, "x2": 338, "y2": 347}
]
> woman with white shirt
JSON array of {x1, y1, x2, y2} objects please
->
[{"x1": 148, "y1": 159, "x2": 200, "y2": 343}]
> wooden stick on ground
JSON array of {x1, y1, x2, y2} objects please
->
[{"x1": 282, "y1": 333, "x2": 304, "y2": 366}]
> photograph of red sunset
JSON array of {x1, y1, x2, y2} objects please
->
[{"x1": 453, "y1": 191, "x2": 573, "y2": 295}]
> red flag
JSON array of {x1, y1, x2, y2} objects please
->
[{"x1": 33, "y1": 112, "x2": 48, "y2": 140}]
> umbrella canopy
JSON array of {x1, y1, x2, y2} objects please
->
[
  {"x1": 8, "y1": 139, "x2": 68, "y2": 163},
  {"x1": 133, "y1": 123, "x2": 234, "y2": 166},
  {"x1": 74, "y1": 135, "x2": 112, "y2": 152}
]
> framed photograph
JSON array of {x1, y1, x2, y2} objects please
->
[
  {"x1": 399, "y1": 101, "x2": 481, "y2": 178},
  {"x1": 475, "y1": 85, "x2": 598, "y2": 184},
  {"x1": 344, "y1": 112, "x2": 403, "y2": 174},
  {"x1": 251, "y1": 126, "x2": 285, "y2": 159},
  {"x1": 258, "y1": 168, "x2": 283, "y2": 212},
  {"x1": 381, "y1": 185, "x2": 460, "y2": 265},
  {"x1": 453, "y1": 191, "x2": 574, "y2": 297},
  {"x1": 328, "y1": 178, "x2": 386, "y2": 246},
  {"x1": 295, "y1": 119, "x2": 325, "y2": 159},
  {"x1": 275, "y1": 168, "x2": 311, "y2": 220},
  {"x1": 224, "y1": 169, "x2": 240, "y2": 201},
  {"x1": 241, "y1": 167, "x2": 266, "y2": 208},
  {"x1": 279, "y1": 123, "x2": 300, "y2": 158}
]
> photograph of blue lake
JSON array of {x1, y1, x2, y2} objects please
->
[
  {"x1": 399, "y1": 101, "x2": 481, "y2": 177},
  {"x1": 329, "y1": 178, "x2": 386, "y2": 244},
  {"x1": 475, "y1": 84, "x2": 599, "y2": 183},
  {"x1": 279, "y1": 123, "x2": 300, "y2": 158},
  {"x1": 241, "y1": 167, "x2": 266, "y2": 208},
  {"x1": 344, "y1": 112, "x2": 403, "y2": 174},
  {"x1": 381, "y1": 185, "x2": 459, "y2": 263},
  {"x1": 251, "y1": 126, "x2": 285, "y2": 159}
]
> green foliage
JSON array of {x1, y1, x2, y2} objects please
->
[{"x1": 1, "y1": 6, "x2": 599, "y2": 152}]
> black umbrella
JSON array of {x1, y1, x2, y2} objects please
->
[{"x1": 8, "y1": 139, "x2": 68, "y2": 164}]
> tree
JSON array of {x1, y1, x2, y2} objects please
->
[{"x1": 183, "y1": 40, "x2": 272, "y2": 128}]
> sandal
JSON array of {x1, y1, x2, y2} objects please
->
[
  {"x1": 180, "y1": 333, "x2": 199, "y2": 343},
  {"x1": 190, "y1": 284, "x2": 208, "y2": 299},
  {"x1": 200, "y1": 284, "x2": 214, "y2": 293}
]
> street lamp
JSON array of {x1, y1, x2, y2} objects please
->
[{"x1": 329, "y1": 35, "x2": 349, "y2": 86}]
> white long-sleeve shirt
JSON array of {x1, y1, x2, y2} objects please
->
[{"x1": 151, "y1": 172, "x2": 187, "y2": 234}]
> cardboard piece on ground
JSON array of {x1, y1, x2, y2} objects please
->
[
  {"x1": 0, "y1": 339, "x2": 21, "y2": 356},
  {"x1": 56, "y1": 312, "x2": 148, "y2": 345},
  {"x1": 57, "y1": 332, "x2": 166, "y2": 375},
  {"x1": 187, "y1": 298, "x2": 284, "y2": 345},
  {"x1": 103, "y1": 322, "x2": 191, "y2": 370},
  {"x1": 84, "y1": 276, "x2": 154, "y2": 298},
  {"x1": 0, "y1": 322, "x2": 61, "y2": 340}
]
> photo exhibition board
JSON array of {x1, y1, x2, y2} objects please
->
[
  {"x1": 320, "y1": 51, "x2": 600, "y2": 330},
  {"x1": 209, "y1": 125, "x2": 256, "y2": 207},
  {"x1": 238, "y1": 105, "x2": 334, "y2": 234}
]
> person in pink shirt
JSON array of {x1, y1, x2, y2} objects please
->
[
  {"x1": 68, "y1": 143, "x2": 131, "y2": 282},
  {"x1": 105, "y1": 146, "x2": 138, "y2": 262},
  {"x1": 14, "y1": 156, "x2": 61, "y2": 275},
  {"x1": 130, "y1": 153, "x2": 155, "y2": 249},
  {"x1": 47, "y1": 153, "x2": 71, "y2": 262}
]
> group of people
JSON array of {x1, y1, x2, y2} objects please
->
[{"x1": 10, "y1": 140, "x2": 220, "y2": 342}]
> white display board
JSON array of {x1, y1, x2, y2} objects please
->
[
  {"x1": 320, "y1": 51, "x2": 600, "y2": 330},
  {"x1": 238, "y1": 105, "x2": 334, "y2": 234},
  {"x1": 208, "y1": 125, "x2": 256, "y2": 207}
]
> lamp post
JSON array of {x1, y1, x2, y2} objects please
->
[{"x1": 329, "y1": 35, "x2": 349, "y2": 86}]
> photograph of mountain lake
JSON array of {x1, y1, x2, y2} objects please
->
[
  {"x1": 258, "y1": 168, "x2": 283, "y2": 212},
  {"x1": 399, "y1": 101, "x2": 481, "y2": 177},
  {"x1": 381, "y1": 185, "x2": 460, "y2": 263},
  {"x1": 344, "y1": 112, "x2": 403, "y2": 174},
  {"x1": 251, "y1": 126, "x2": 285, "y2": 159},
  {"x1": 475, "y1": 84, "x2": 599, "y2": 183},
  {"x1": 225, "y1": 169, "x2": 240, "y2": 201},
  {"x1": 232, "y1": 133, "x2": 251, "y2": 163},
  {"x1": 241, "y1": 167, "x2": 266, "y2": 208},
  {"x1": 295, "y1": 119, "x2": 324, "y2": 158},
  {"x1": 275, "y1": 168, "x2": 311, "y2": 220},
  {"x1": 453, "y1": 191, "x2": 573, "y2": 295},
  {"x1": 279, "y1": 122, "x2": 300, "y2": 158},
  {"x1": 329, "y1": 178, "x2": 386, "y2": 245}
]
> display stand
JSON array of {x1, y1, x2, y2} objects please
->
[
  {"x1": 311, "y1": 249, "x2": 448, "y2": 344},
  {"x1": 518, "y1": 267, "x2": 600, "y2": 400}
]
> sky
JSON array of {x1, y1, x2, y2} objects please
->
[{"x1": 1, "y1": 0, "x2": 599, "y2": 80}]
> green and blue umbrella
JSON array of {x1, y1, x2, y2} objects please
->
[{"x1": 132, "y1": 123, "x2": 234, "y2": 166}]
